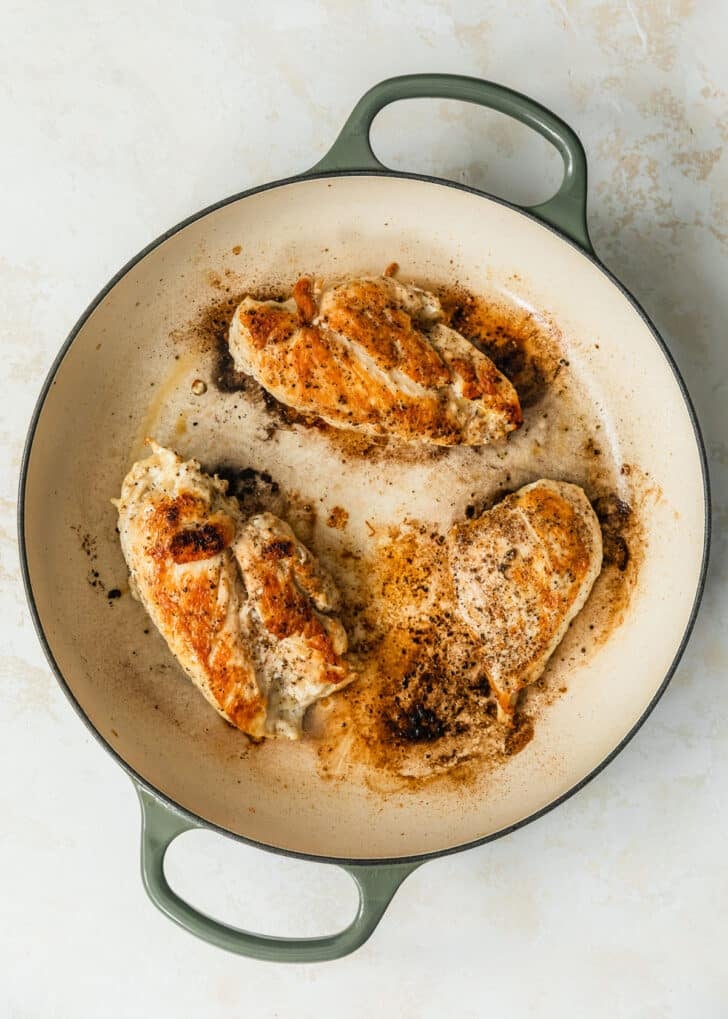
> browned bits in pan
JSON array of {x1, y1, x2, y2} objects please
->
[
  {"x1": 166, "y1": 273, "x2": 646, "y2": 785},
  {"x1": 326, "y1": 506, "x2": 349, "y2": 530},
  {"x1": 441, "y1": 284, "x2": 562, "y2": 409},
  {"x1": 385, "y1": 701, "x2": 446, "y2": 742},
  {"x1": 593, "y1": 494, "x2": 632, "y2": 571}
]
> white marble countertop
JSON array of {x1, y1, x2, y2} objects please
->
[{"x1": 2, "y1": 1, "x2": 726, "y2": 1015}]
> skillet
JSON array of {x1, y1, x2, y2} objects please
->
[{"x1": 19, "y1": 74, "x2": 710, "y2": 961}]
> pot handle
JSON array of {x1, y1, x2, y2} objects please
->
[
  {"x1": 135, "y1": 784, "x2": 419, "y2": 962},
  {"x1": 308, "y1": 73, "x2": 592, "y2": 252}
]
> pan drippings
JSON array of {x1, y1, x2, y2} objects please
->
[{"x1": 157, "y1": 272, "x2": 645, "y2": 787}]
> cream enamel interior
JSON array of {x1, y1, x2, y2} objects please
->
[{"x1": 23, "y1": 175, "x2": 706, "y2": 860}]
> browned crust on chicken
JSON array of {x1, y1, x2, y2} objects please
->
[
  {"x1": 116, "y1": 444, "x2": 350, "y2": 739},
  {"x1": 140, "y1": 491, "x2": 266, "y2": 733},
  {"x1": 228, "y1": 274, "x2": 522, "y2": 446},
  {"x1": 324, "y1": 278, "x2": 452, "y2": 387},
  {"x1": 242, "y1": 303, "x2": 299, "y2": 351},
  {"x1": 449, "y1": 480, "x2": 603, "y2": 723},
  {"x1": 292, "y1": 276, "x2": 317, "y2": 324},
  {"x1": 235, "y1": 514, "x2": 348, "y2": 687}
]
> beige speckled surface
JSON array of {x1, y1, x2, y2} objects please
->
[{"x1": 2, "y1": 1, "x2": 726, "y2": 1015}]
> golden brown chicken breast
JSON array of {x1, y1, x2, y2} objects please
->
[
  {"x1": 234, "y1": 512, "x2": 348, "y2": 732},
  {"x1": 449, "y1": 480, "x2": 603, "y2": 723},
  {"x1": 115, "y1": 442, "x2": 350, "y2": 739},
  {"x1": 228, "y1": 274, "x2": 522, "y2": 445}
]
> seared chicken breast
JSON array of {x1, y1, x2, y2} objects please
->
[
  {"x1": 228, "y1": 273, "x2": 522, "y2": 445},
  {"x1": 235, "y1": 512, "x2": 348, "y2": 734},
  {"x1": 115, "y1": 442, "x2": 350, "y2": 739},
  {"x1": 449, "y1": 480, "x2": 602, "y2": 723}
]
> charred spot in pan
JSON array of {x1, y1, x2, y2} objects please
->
[
  {"x1": 169, "y1": 524, "x2": 227, "y2": 563},
  {"x1": 215, "y1": 464, "x2": 279, "y2": 499},
  {"x1": 385, "y1": 701, "x2": 446, "y2": 743},
  {"x1": 214, "y1": 335, "x2": 253, "y2": 394},
  {"x1": 480, "y1": 334, "x2": 548, "y2": 407},
  {"x1": 593, "y1": 494, "x2": 632, "y2": 571},
  {"x1": 213, "y1": 464, "x2": 286, "y2": 517},
  {"x1": 603, "y1": 534, "x2": 630, "y2": 571},
  {"x1": 258, "y1": 388, "x2": 318, "y2": 429},
  {"x1": 594, "y1": 494, "x2": 632, "y2": 521},
  {"x1": 440, "y1": 285, "x2": 561, "y2": 408}
]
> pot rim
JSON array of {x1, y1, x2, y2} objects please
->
[{"x1": 17, "y1": 168, "x2": 712, "y2": 866}]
